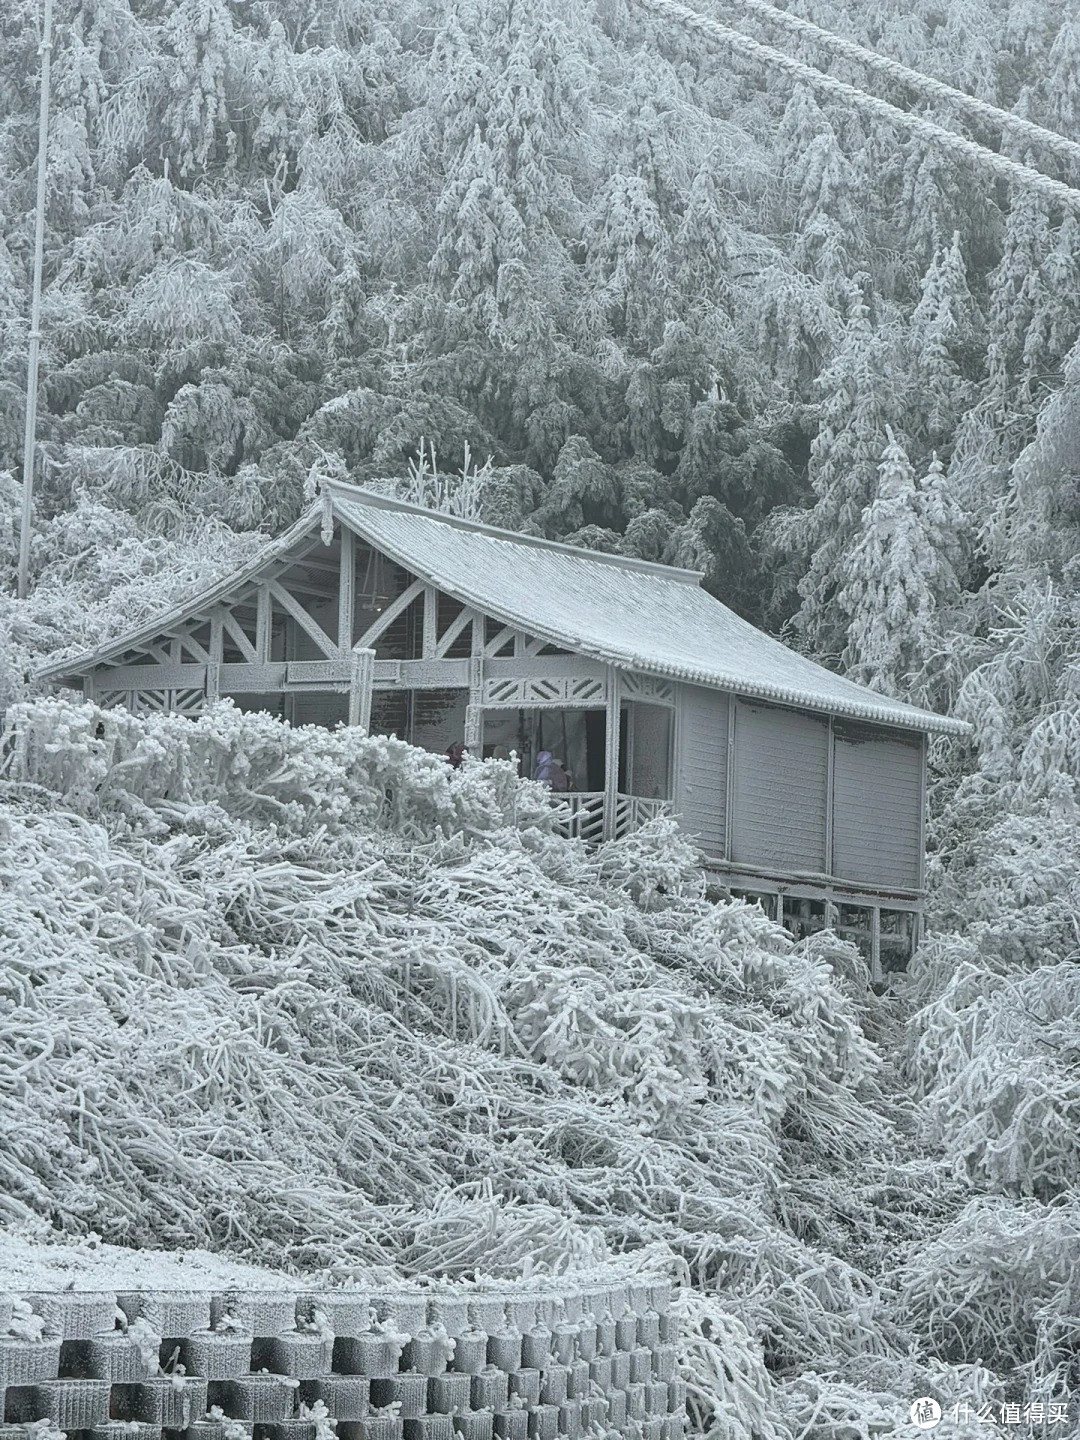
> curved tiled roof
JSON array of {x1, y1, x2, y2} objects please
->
[
  {"x1": 40, "y1": 483, "x2": 967, "y2": 735},
  {"x1": 328, "y1": 485, "x2": 965, "y2": 735}
]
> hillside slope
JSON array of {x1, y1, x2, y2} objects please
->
[{"x1": 0, "y1": 695, "x2": 1044, "y2": 1438}]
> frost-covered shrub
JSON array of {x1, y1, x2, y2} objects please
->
[
  {"x1": 586, "y1": 814, "x2": 705, "y2": 906},
  {"x1": 670, "y1": 1287, "x2": 789, "y2": 1440},
  {"x1": 895, "y1": 1196, "x2": 1080, "y2": 1375},
  {"x1": 0, "y1": 697, "x2": 557, "y2": 841},
  {"x1": 0, "y1": 695, "x2": 915, "y2": 1411},
  {"x1": 904, "y1": 951, "x2": 1080, "y2": 1198},
  {"x1": 927, "y1": 810, "x2": 1080, "y2": 970}
]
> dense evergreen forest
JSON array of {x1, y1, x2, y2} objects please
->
[{"x1": 2, "y1": 0, "x2": 1080, "y2": 1435}]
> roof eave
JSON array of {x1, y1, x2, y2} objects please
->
[{"x1": 35, "y1": 509, "x2": 324, "y2": 682}]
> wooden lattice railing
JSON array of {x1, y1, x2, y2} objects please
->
[
  {"x1": 613, "y1": 793, "x2": 672, "y2": 836},
  {"x1": 551, "y1": 792, "x2": 671, "y2": 843}
]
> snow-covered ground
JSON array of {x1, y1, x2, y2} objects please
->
[{"x1": 0, "y1": 1229, "x2": 303, "y2": 1293}]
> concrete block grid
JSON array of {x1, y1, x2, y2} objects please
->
[{"x1": 1, "y1": 1279, "x2": 684, "y2": 1440}]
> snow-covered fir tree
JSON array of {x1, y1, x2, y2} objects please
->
[{"x1": 837, "y1": 431, "x2": 961, "y2": 695}]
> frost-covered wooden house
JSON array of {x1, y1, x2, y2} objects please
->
[{"x1": 41, "y1": 482, "x2": 965, "y2": 971}]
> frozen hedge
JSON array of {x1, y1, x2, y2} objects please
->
[{"x1": 0, "y1": 697, "x2": 1072, "y2": 1434}]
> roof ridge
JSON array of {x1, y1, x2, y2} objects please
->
[{"x1": 323, "y1": 480, "x2": 706, "y2": 585}]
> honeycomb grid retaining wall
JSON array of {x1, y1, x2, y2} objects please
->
[{"x1": 0, "y1": 1278, "x2": 685, "y2": 1440}]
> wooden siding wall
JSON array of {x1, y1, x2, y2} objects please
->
[
  {"x1": 730, "y1": 703, "x2": 830, "y2": 873},
  {"x1": 832, "y1": 722, "x2": 922, "y2": 890},
  {"x1": 674, "y1": 686, "x2": 729, "y2": 853},
  {"x1": 675, "y1": 687, "x2": 926, "y2": 894}
]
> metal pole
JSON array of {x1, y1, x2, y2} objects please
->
[{"x1": 17, "y1": 0, "x2": 55, "y2": 600}]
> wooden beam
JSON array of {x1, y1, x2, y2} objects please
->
[
  {"x1": 222, "y1": 612, "x2": 257, "y2": 663},
  {"x1": 373, "y1": 658, "x2": 470, "y2": 689},
  {"x1": 338, "y1": 524, "x2": 355, "y2": 656},
  {"x1": 293, "y1": 558, "x2": 343, "y2": 575},
  {"x1": 209, "y1": 612, "x2": 224, "y2": 664},
  {"x1": 269, "y1": 581, "x2": 338, "y2": 660},
  {"x1": 707, "y1": 858, "x2": 923, "y2": 905},
  {"x1": 422, "y1": 587, "x2": 438, "y2": 659},
  {"x1": 484, "y1": 625, "x2": 515, "y2": 657},
  {"x1": 465, "y1": 654, "x2": 484, "y2": 753},
  {"x1": 603, "y1": 666, "x2": 620, "y2": 841},
  {"x1": 354, "y1": 577, "x2": 425, "y2": 650},
  {"x1": 435, "y1": 607, "x2": 474, "y2": 659},
  {"x1": 871, "y1": 907, "x2": 882, "y2": 984},
  {"x1": 177, "y1": 631, "x2": 212, "y2": 664},
  {"x1": 93, "y1": 662, "x2": 207, "y2": 690},
  {"x1": 724, "y1": 698, "x2": 736, "y2": 862},
  {"x1": 220, "y1": 662, "x2": 287, "y2": 692},
  {"x1": 285, "y1": 660, "x2": 352, "y2": 685},
  {"x1": 256, "y1": 585, "x2": 272, "y2": 662},
  {"x1": 276, "y1": 580, "x2": 339, "y2": 600}
]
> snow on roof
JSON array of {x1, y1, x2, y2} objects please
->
[
  {"x1": 40, "y1": 484, "x2": 965, "y2": 735},
  {"x1": 328, "y1": 484, "x2": 966, "y2": 735}
]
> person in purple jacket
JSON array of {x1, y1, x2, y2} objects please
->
[{"x1": 533, "y1": 750, "x2": 571, "y2": 791}]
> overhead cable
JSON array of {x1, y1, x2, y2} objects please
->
[
  {"x1": 725, "y1": 0, "x2": 1080, "y2": 171},
  {"x1": 630, "y1": 0, "x2": 1080, "y2": 213}
]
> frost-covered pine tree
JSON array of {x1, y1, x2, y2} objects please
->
[
  {"x1": 895, "y1": 134, "x2": 981, "y2": 276},
  {"x1": 423, "y1": 0, "x2": 585, "y2": 439},
  {"x1": 778, "y1": 90, "x2": 867, "y2": 303},
  {"x1": 987, "y1": 196, "x2": 1054, "y2": 395},
  {"x1": 158, "y1": 0, "x2": 237, "y2": 179},
  {"x1": 908, "y1": 232, "x2": 978, "y2": 446},
  {"x1": 837, "y1": 430, "x2": 960, "y2": 695},
  {"x1": 1041, "y1": 14, "x2": 1080, "y2": 136},
  {"x1": 749, "y1": 260, "x2": 838, "y2": 399},
  {"x1": 993, "y1": 337, "x2": 1080, "y2": 580},
  {"x1": 783, "y1": 284, "x2": 904, "y2": 655},
  {"x1": 930, "y1": 0, "x2": 1002, "y2": 102}
]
